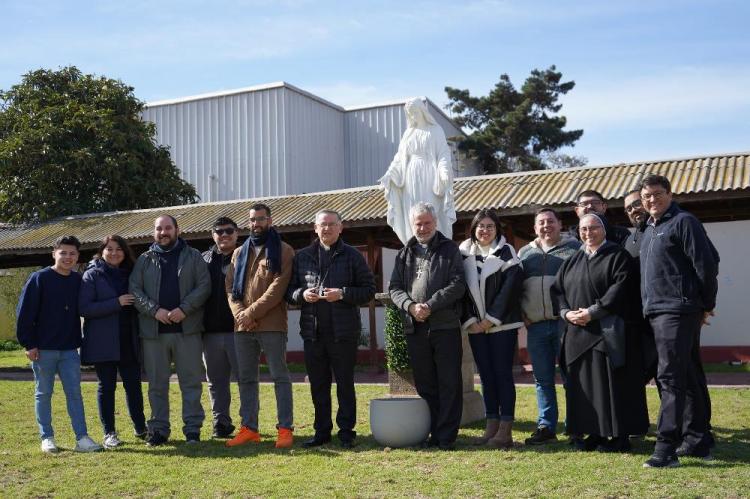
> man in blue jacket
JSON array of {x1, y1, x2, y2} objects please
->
[
  {"x1": 639, "y1": 175, "x2": 719, "y2": 468},
  {"x1": 16, "y1": 236, "x2": 102, "y2": 453}
]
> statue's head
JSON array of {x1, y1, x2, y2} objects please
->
[{"x1": 404, "y1": 98, "x2": 437, "y2": 128}]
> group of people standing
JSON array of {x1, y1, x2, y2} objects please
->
[
  {"x1": 17, "y1": 204, "x2": 375, "y2": 453},
  {"x1": 16, "y1": 174, "x2": 718, "y2": 469}
]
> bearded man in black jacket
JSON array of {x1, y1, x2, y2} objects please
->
[{"x1": 389, "y1": 202, "x2": 467, "y2": 451}]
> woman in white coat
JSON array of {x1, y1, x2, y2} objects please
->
[{"x1": 460, "y1": 209, "x2": 524, "y2": 448}]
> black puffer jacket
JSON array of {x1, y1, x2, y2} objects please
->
[
  {"x1": 389, "y1": 231, "x2": 466, "y2": 334},
  {"x1": 640, "y1": 202, "x2": 719, "y2": 315},
  {"x1": 285, "y1": 238, "x2": 375, "y2": 341}
]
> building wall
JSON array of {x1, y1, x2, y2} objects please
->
[
  {"x1": 142, "y1": 87, "x2": 291, "y2": 202},
  {"x1": 285, "y1": 89, "x2": 346, "y2": 193}
]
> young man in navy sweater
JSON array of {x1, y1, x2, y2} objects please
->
[{"x1": 16, "y1": 236, "x2": 102, "y2": 453}]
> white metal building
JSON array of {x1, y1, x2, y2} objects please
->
[{"x1": 141, "y1": 82, "x2": 476, "y2": 202}]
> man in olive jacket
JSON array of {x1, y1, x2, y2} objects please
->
[
  {"x1": 286, "y1": 209, "x2": 375, "y2": 449},
  {"x1": 389, "y1": 202, "x2": 467, "y2": 450},
  {"x1": 130, "y1": 214, "x2": 211, "y2": 446}
]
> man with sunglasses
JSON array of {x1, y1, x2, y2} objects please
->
[
  {"x1": 202, "y1": 217, "x2": 240, "y2": 439},
  {"x1": 225, "y1": 204, "x2": 296, "y2": 448}
]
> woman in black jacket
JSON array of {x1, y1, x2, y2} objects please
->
[
  {"x1": 79, "y1": 235, "x2": 146, "y2": 448},
  {"x1": 460, "y1": 209, "x2": 524, "y2": 448}
]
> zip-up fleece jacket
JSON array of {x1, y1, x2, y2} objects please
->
[
  {"x1": 518, "y1": 236, "x2": 580, "y2": 324},
  {"x1": 389, "y1": 231, "x2": 466, "y2": 334},
  {"x1": 226, "y1": 240, "x2": 295, "y2": 333},
  {"x1": 459, "y1": 237, "x2": 524, "y2": 333},
  {"x1": 129, "y1": 239, "x2": 211, "y2": 339},
  {"x1": 640, "y1": 202, "x2": 719, "y2": 315},
  {"x1": 285, "y1": 238, "x2": 375, "y2": 341}
]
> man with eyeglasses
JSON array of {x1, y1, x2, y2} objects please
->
[
  {"x1": 225, "y1": 203, "x2": 296, "y2": 448},
  {"x1": 569, "y1": 190, "x2": 631, "y2": 245},
  {"x1": 639, "y1": 175, "x2": 719, "y2": 468},
  {"x1": 622, "y1": 190, "x2": 659, "y2": 392},
  {"x1": 201, "y1": 217, "x2": 240, "y2": 439},
  {"x1": 286, "y1": 209, "x2": 375, "y2": 449}
]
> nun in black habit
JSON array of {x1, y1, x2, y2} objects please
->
[{"x1": 551, "y1": 213, "x2": 649, "y2": 452}]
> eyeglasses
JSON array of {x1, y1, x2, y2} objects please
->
[
  {"x1": 641, "y1": 191, "x2": 668, "y2": 201},
  {"x1": 213, "y1": 228, "x2": 236, "y2": 236},
  {"x1": 576, "y1": 200, "x2": 604, "y2": 208},
  {"x1": 624, "y1": 199, "x2": 643, "y2": 213},
  {"x1": 316, "y1": 222, "x2": 340, "y2": 229},
  {"x1": 579, "y1": 226, "x2": 603, "y2": 233},
  {"x1": 477, "y1": 224, "x2": 496, "y2": 231},
  {"x1": 249, "y1": 216, "x2": 268, "y2": 223}
]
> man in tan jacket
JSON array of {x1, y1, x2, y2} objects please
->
[{"x1": 224, "y1": 203, "x2": 295, "y2": 448}]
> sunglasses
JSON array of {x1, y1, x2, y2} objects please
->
[{"x1": 214, "y1": 228, "x2": 236, "y2": 236}]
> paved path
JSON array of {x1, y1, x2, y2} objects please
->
[{"x1": 1, "y1": 366, "x2": 748, "y2": 387}]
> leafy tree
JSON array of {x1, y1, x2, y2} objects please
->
[
  {"x1": 445, "y1": 66, "x2": 583, "y2": 174},
  {"x1": 0, "y1": 66, "x2": 198, "y2": 223}
]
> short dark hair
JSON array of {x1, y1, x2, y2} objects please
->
[
  {"x1": 577, "y1": 190, "x2": 605, "y2": 203},
  {"x1": 53, "y1": 235, "x2": 81, "y2": 250},
  {"x1": 95, "y1": 235, "x2": 135, "y2": 269},
  {"x1": 250, "y1": 203, "x2": 271, "y2": 217},
  {"x1": 625, "y1": 188, "x2": 641, "y2": 197},
  {"x1": 212, "y1": 216, "x2": 238, "y2": 229},
  {"x1": 155, "y1": 214, "x2": 179, "y2": 229},
  {"x1": 534, "y1": 207, "x2": 561, "y2": 221},
  {"x1": 469, "y1": 208, "x2": 502, "y2": 242},
  {"x1": 640, "y1": 174, "x2": 672, "y2": 193}
]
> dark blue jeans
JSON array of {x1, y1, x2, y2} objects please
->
[
  {"x1": 526, "y1": 320, "x2": 563, "y2": 431},
  {"x1": 94, "y1": 362, "x2": 146, "y2": 435},
  {"x1": 468, "y1": 330, "x2": 518, "y2": 421}
]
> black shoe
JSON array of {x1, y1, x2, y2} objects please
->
[
  {"x1": 302, "y1": 435, "x2": 331, "y2": 448},
  {"x1": 596, "y1": 436, "x2": 632, "y2": 453},
  {"x1": 146, "y1": 431, "x2": 168, "y2": 447},
  {"x1": 339, "y1": 439, "x2": 356, "y2": 449},
  {"x1": 676, "y1": 442, "x2": 713, "y2": 460},
  {"x1": 212, "y1": 423, "x2": 236, "y2": 439},
  {"x1": 568, "y1": 435, "x2": 585, "y2": 451},
  {"x1": 643, "y1": 453, "x2": 680, "y2": 468},
  {"x1": 134, "y1": 428, "x2": 148, "y2": 440},
  {"x1": 185, "y1": 433, "x2": 200, "y2": 444},
  {"x1": 525, "y1": 426, "x2": 558, "y2": 445},
  {"x1": 419, "y1": 438, "x2": 439, "y2": 449},
  {"x1": 438, "y1": 442, "x2": 456, "y2": 451},
  {"x1": 583, "y1": 435, "x2": 605, "y2": 452}
]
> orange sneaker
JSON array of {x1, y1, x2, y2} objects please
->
[
  {"x1": 275, "y1": 427, "x2": 294, "y2": 448},
  {"x1": 226, "y1": 426, "x2": 261, "y2": 447}
]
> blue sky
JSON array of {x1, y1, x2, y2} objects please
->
[{"x1": 2, "y1": 0, "x2": 749, "y2": 166}]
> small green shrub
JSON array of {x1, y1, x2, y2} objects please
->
[
  {"x1": 384, "y1": 304, "x2": 409, "y2": 372},
  {"x1": 0, "y1": 339, "x2": 22, "y2": 351}
]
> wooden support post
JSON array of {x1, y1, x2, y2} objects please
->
[{"x1": 366, "y1": 232, "x2": 380, "y2": 372}]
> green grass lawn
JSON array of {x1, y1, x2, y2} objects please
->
[{"x1": 0, "y1": 381, "x2": 748, "y2": 497}]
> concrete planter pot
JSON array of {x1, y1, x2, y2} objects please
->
[{"x1": 369, "y1": 396, "x2": 431, "y2": 448}]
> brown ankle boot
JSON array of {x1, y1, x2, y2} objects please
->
[
  {"x1": 488, "y1": 420, "x2": 514, "y2": 449},
  {"x1": 473, "y1": 419, "x2": 500, "y2": 445}
]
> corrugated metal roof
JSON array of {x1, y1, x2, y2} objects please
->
[{"x1": 1, "y1": 151, "x2": 748, "y2": 252}]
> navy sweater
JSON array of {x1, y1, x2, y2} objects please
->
[{"x1": 16, "y1": 267, "x2": 83, "y2": 350}]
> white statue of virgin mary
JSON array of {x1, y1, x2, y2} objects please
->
[{"x1": 378, "y1": 98, "x2": 456, "y2": 245}]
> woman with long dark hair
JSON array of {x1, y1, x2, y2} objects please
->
[
  {"x1": 79, "y1": 235, "x2": 146, "y2": 448},
  {"x1": 460, "y1": 208, "x2": 524, "y2": 448}
]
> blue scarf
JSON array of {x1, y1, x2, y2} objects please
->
[{"x1": 231, "y1": 226, "x2": 282, "y2": 301}]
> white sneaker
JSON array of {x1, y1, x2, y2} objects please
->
[
  {"x1": 103, "y1": 432, "x2": 122, "y2": 449},
  {"x1": 41, "y1": 437, "x2": 58, "y2": 453},
  {"x1": 74, "y1": 435, "x2": 103, "y2": 452}
]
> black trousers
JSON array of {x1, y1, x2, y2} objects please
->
[
  {"x1": 648, "y1": 312, "x2": 711, "y2": 454},
  {"x1": 406, "y1": 327, "x2": 463, "y2": 445},
  {"x1": 303, "y1": 335, "x2": 358, "y2": 441},
  {"x1": 94, "y1": 362, "x2": 146, "y2": 435}
]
